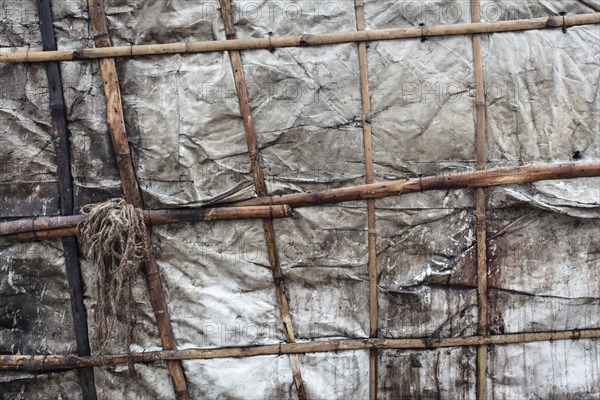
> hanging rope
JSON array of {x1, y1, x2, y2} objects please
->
[{"x1": 76, "y1": 198, "x2": 148, "y2": 357}]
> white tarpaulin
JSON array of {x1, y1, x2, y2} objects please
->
[{"x1": 1, "y1": 0, "x2": 599, "y2": 399}]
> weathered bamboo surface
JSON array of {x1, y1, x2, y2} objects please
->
[
  {"x1": 0, "y1": 205, "x2": 293, "y2": 237},
  {"x1": 353, "y1": 0, "x2": 378, "y2": 398},
  {"x1": 219, "y1": 0, "x2": 306, "y2": 397},
  {"x1": 1, "y1": 13, "x2": 598, "y2": 63},
  {"x1": 1, "y1": 328, "x2": 598, "y2": 372},
  {"x1": 88, "y1": 1, "x2": 189, "y2": 398},
  {"x1": 227, "y1": 162, "x2": 600, "y2": 208},
  {"x1": 8, "y1": 162, "x2": 598, "y2": 241},
  {"x1": 89, "y1": 1, "x2": 142, "y2": 208},
  {"x1": 18, "y1": 227, "x2": 80, "y2": 241}
]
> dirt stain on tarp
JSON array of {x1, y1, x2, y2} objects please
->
[
  {"x1": 0, "y1": 240, "x2": 75, "y2": 355},
  {"x1": 378, "y1": 347, "x2": 476, "y2": 399}
]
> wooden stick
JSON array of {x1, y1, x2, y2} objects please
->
[
  {"x1": 2, "y1": 328, "x2": 598, "y2": 372},
  {"x1": 36, "y1": 1, "x2": 97, "y2": 398},
  {"x1": 219, "y1": 1, "x2": 306, "y2": 397},
  {"x1": 226, "y1": 162, "x2": 600, "y2": 208},
  {"x1": 470, "y1": 1, "x2": 489, "y2": 399},
  {"x1": 1, "y1": 13, "x2": 598, "y2": 64},
  {"x1": 88, "y1": 1, "x2": 189, "y2": 398},
  {"x1": 0, "y1": 205, "x2": 293, "y2": 237},
  {"x1": 354, "y1": 1, "x2": 378, "y2": 398}
]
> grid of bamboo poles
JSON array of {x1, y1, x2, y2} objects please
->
[{"x1": 0, "y1": 2, "x2": 599, "y2": 399}]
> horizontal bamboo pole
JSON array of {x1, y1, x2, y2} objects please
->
[
  {"x1": 1, "y1": 13, "x2": 598, "y2": 63},
  {"x1": 18, "y1": 227, "x2": 78, "y2": 241},
  {"x1": 1, "y1": 328, "x2": 598, "y2": 372},
  {"x1": 0, "y1": 205, "x2": 293, "y2": 237},
  {"x1": 10, "y1": 162, "x2": 600, "y2": 240},
  {"x1": 227, "y1": 162, "x2": 600, "y2": 208}
]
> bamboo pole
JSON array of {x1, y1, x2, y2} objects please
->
[
  {"x1": 88, "y1": 6, "x2": 142, "y2": 207},
  {"x1": 470, "y1": 1, "x2": 489, "y2": 398},
  {"x1": 0, "y1": 205, "x2": 293, "y2": 237},
  {"x1": 1, "y1": 13, "x2": 598, "y2": 64},
  {"x1": 1, "y1": 328, "x2": 598, "y2": 372},
  {"x1": 36, "y1": 0, "x2": 97, "y2": 398},
  {"x1": 88, "y1": 1, "x2": 189, "y2": 398},
  {"x1": 9, "y1": 162, "x2": 600, "y2": 240},
  {"x1": 219, "y1": 1, "x2": 306, "y2": 397},
  {"x1": 18, "y1": 227, "x2": 79, "y2": 241},
  {"x1": 354, "y1": 0, "x2": 378, "y2": 398},
  {"x1": 475, "y1": 186, "x2": 488, "y2": 400},
  {"x1": 226, "y1": 162, "x2": 600, "y2": 208}
]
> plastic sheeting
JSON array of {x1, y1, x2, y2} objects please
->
[{"x1": 1, "y1": 0, "x2": 599, "y2": 399}]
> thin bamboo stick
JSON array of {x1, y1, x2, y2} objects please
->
[
  {"x1": 354, "y1": 0, "x2": 378, "y2": 398},
  {"x1": 0, "y1": 205, "x2": 293, "y2": 237},
  {"x1": 1, "y1": 328, "x2": 598, "y2": 372},
  {"x1": 226, "y1": 162, "x2": 600, "y2": 208},
  {"x1": 36, "y1": 0, "x2": 97, "y2": 398},
  {"x1": 1, "y1": 13, "x2": 598, "y2": 64},
  {"x1": 470, "y1": 1, "x2": 489, "y2": 399},
  {"x1": 219, "y1": 1, "x2": 306, "y2": 397},
  {"x1": 88, "y1": 1, "x2": 189, "y2": 398}
]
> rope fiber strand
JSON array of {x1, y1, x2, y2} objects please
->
[{"x1": 76, "y1": 198, "x2": 148, "y2": 362}]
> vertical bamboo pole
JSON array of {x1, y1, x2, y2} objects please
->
[
  {"x1": 218, "y1": 1, "x2": 306, "y2": 398},
  {"x1": 36, "y1": 1, "x2": 97, "y2": 398},
  {"x1": 87, "y1": 1, "x2": 189, "y2": 398},
  {"x1": 470, "y1": 1, "x2": 488, "y2": 399},
  {"x1": 354, "y1": 0, "x2": 378, "y2": 399}
]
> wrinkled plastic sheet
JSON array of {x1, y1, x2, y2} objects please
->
[{"x1": 1, "y1": 0, "x2": 599, "y2": 399}]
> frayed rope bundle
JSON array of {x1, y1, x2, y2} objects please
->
[{"x1": 76, "y1": 198, "x2": 148, "y2": 356}]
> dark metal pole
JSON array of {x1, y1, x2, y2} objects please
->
[{"x1": 36, "y1": 1, "x2": 97, "y2": 398}]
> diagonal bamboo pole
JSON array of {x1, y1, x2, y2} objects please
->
[
  {"x1": 2, "y1": 328, "x2": 599, "y2": 371},
  {"x1": 470, "y1": 1, "x2": 489, "y2": 399},
  {"x1": 225, "y1": 162, "x2": 600, "y2": 208},
  {"x1": 87, "y1": 1, "x2": 189, "y2": 398},
  {"x1": 219, "y1": 1, "x2": 306, "y2": 397},
  {"x1": 353, "y1": 0, "x2": 378, "y2": 398},
  {"x1": 1, "y1": 13, "x2": 598, "y2": 63},
  {"x1": 35, "y1": 0, "x2": 97, "y2": 398}
]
